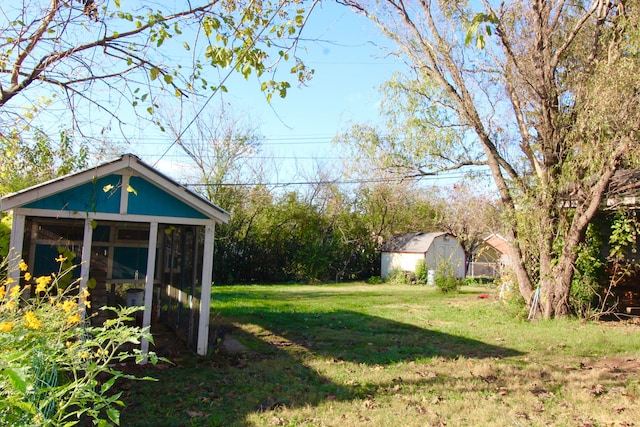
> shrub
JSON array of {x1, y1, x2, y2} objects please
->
[
  {"x1": 414, "y1": 260, "x2": 428, "y2": 285},
  {"x1": 462, "y1": 277, "x2": 495, "y2": 287},
  {"x1": 570, "y1": 223, "x2": 606, "y2": 318},
  {"x1": 434, "y1": 258, "x2": 459, "y2": 293},
  {"x1": 366, "y1": 276, "x2": 384, "y2": 285},
  {"x1": 0, "y1": 214, "x2": 10, "y2": 260},
  {"x1": 0, "y1": 254, "x2": 158, "y2": 426},
  {"x1": 386, "y1": 270, "x2": 414, "y2": 285}
]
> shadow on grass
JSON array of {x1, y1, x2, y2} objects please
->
[
  {"x1": 221, "y1": 307, "x2": 523, "y2": 364},
  {"x1": 121, "y1": 299, "x2": 522, "y2": 426}
]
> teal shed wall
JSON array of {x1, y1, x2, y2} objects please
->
[
  {"x1": 127, "y1": 176, "x2": 207, "y2": 219},
  {"x1": 23, "y1": 174, "x2": 207, "y2": 220},
  {"x1": 24, "y1": 175, "x2": 122, "y2": 213}
]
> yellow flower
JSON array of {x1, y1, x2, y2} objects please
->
[
  {"x1": 0, "y1": 285, "x2": 5, "y2": 299},
  {"x1": 67, "y1": 313, "x2": 82, "y2": 326},
  {"x1": 0, "y1": 321, "x2": 15, "y2": 332},
  {"x1": 60, "y1": 299, "x2": 78, "y2": 313},
  {"x1": 24, "y1": 272, "x2": 32, "y2": 281},
  {"x1": 24, "y1": 311, "x2": 42, "y2": 330},
  {"x1": 9, "y1": 285, "x2": 21, "y2": 299},
  {"x1": 55, "y1": 255, "x2": 67, "y2": 263},
  {"x1": 3, "y1": 277, "x2": 15, "y2": 286},
  {"x1": 19, "y1": 260, "x2": 28, "y2": 271},
  {"x1": 35, "y1": 276, "x2": 52, "y2": 293}
]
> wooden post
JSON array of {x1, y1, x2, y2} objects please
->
[{"x1": 140, "y1": 222, "x2": 158, "y2": 362}]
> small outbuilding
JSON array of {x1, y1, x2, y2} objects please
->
[
  {"x1": 381, "y1": 232, "x2": 466, "y2": 280},
  {"x1": 468, "y1": 234, "x2": 513, "y2": 278},
  {"x1": 0, "y1": 153, "x2": 230, "y2": 356}
]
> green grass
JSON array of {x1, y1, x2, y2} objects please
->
[{"x1": 120, "y1": 283, "x2": 640, "y2": 426}]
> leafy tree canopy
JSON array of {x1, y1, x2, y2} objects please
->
[
  {"x1": 0, "y1": 0, "x2": 316, "y2": 144},
  {"x1": 339, "y1": 0, "x2": 640, "y2": 317}
]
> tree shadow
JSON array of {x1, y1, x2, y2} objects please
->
[
  {"x1": 121, "y1": 301, "x2": 522, "y2": 426},
  {"x1": 222, "y1": 307, "x2": 522, "y2": 365}
]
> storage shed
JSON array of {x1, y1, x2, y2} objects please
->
[
  {"x1": 381, "y1": 232, "x2": 466, "y2": 280},
  {"x1": 0, "y1": 154, "x2": 229, "y2": 356},
  {"x1": 468, "y1": 234, "x2": 513, "y2": 278}
]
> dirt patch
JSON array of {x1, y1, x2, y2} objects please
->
[
  {"x1": 221, "y1": 334, "x2": 250, "y2": 354},
  {"x1": 578, "y1": 356, "x2": 640, "y2": 373}
]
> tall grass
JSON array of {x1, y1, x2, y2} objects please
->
[{"x1": 121, "y1": 283, "x2": 640, "y2": 426}]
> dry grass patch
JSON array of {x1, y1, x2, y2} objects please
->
[{"x1": 249, "y1": 356, "x2": 640, "y2": 426}]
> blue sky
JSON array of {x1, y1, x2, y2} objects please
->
[
  {"x1": 136, "y1": 2, "x2": 405, "y2": 185},
  {"x1": 3, "y1": 1, "x2": 493, "y2": 191}
]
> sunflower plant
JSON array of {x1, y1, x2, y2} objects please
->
[{"x1": 0, "y1": 254, "x2": 159, "y2": 426}]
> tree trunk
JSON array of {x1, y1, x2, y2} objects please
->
[{"x1": 504, "y1": 226, "x2": 533, "y2": 303}]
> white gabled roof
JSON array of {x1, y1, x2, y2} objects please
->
[{"x1": 382, "y1": 232, "x2": 449, "y2": 253}]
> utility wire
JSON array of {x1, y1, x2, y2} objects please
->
[
  {"x1": 152, "y1": 1, "x2": 305, "y2": 168},
  {"x1": 183, "y1": 170, "x2": 491, "y2": 188}
]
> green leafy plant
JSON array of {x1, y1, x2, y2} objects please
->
[
  {"x1": 0, "y1": 214, "x2": 10, "y2": 259},
  {"x1": 570, "y1": 223, "x2": 606, "y2": 318},
  {"x1": 434, "y1": 258, "x2": 459, "y2": 293},
  {"x1": 414, "y1": 259, "x2": 428, "y2": 285},
  {"x1": 496, "y1": 269, "x2": 528, "y2": 319},
  {"x1": 597, "y1": 210, "x2": 640, "y2": 315},
  {"x1": 386, "y1": 269, "x2": 414, "y2": 285},
  {"x1": 366, "y1": 275, "x2": 384, "y2": 285},
  {"x1": 0, "y1": 255, "x2": 159, "y2": 426}
]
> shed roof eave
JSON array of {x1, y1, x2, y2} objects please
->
[{"x1": 0, "y1": 153, "x2": 230, "y2": 224}]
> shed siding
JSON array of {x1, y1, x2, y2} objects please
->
[
  {"x1": 425, "y1": 237, "x2": 466, "y2": 278},
  {"x1": 381, "y1": 252, "x2": 425, "y2": 280},
  {"x1": 24, "y1": 175, "x2": 122, "y2": 213},
  {"x1": 127, "y1": 176, "x2": 208, "y2": 219}
]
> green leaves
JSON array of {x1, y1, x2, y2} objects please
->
[
  {"x1": 465, "y1": 12, "x2": 498, "y2": 50},
  {"x1": 0, "y1": 366, "x2": 28, "y2": 394},
  {"x1": 203, "y1": 16, "x2": 221, "y2": 37},
  {"x1": 149, "y1": 67, "x2": 160, "y2": 81},
  {"x1": 609, "y1": 211, "x2": 638, "y2": 260}
]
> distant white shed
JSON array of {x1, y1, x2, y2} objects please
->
[{"x1": 381, "y1": 232, "x2": 466, "y2": 280}]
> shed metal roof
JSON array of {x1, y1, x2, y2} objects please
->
[
  {"x1": 484, "y1": 234, "x2": 510, "y2": 255},
  {"x1": 381, "y1": 232, "x2": 448, "y2": 253}
]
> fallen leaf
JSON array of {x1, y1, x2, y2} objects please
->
[{"x1": 590, "y1": 384, "x2": 606, "y2": 396}]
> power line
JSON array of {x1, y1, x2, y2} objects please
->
[
  {"x1": 152, "y1": 0, "x2": 298, "y2": 168},
  {"x1": 183, "y1": 171, "x2": 491, "y2": 188},
  {"x1": 91, "y1": 135, "x2": 339, "y2": 144},
  {"x1": 146, "y1": 153, "x2": 344, "y2": 161}
]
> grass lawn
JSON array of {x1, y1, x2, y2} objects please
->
[{"x1": 120, "y1": 283, "x2": 640, "y2": 426}]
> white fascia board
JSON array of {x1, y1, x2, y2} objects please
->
[
  {"x1": 0, "y1": 159, "x2": 128, "y2": 211},
  {"x1": 12, "y1": 207, "x2": 218, "y2": 227}
]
